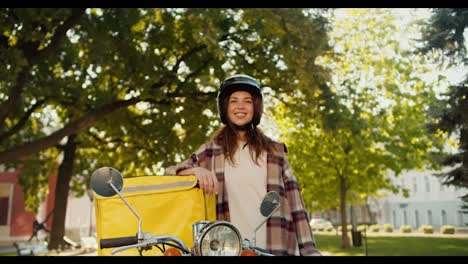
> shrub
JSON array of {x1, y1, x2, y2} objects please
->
[
  {"x1": 400, "y1": 225, "x2": 412, "y2": 233},
  {"x1": 418, "y1": 225, "x2": 434, "y2": 234},
  {"x1": 357, "y1": 225, "x2": 368, "y2": 232},
  {"x1": 383, "y1": 224, "x2": 393, "y2": 233},
  {"x1": 370, "y1": 224, "x2": 380, "y2": 232},
  {"x1": 337, "y1": 225, "x2": 353, "y2": 232},
  {"x1": 326, "y1": 226, "x2": 334, "y2": 232},
  {"x1": 440, "y1": 225, "x2": 455, "y2": 234}
]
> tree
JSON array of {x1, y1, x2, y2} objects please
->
[
  {"x1": 0, "y1": 8, "x2": 331, "y2": 249},
  {"x1": 420, "y1": 8, "x2": 468, "y2": 212},
  {"x1": 274, "y1": 9, "x2": 447, "y2": 248}
]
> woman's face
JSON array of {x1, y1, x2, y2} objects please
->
[{"x1": 227, "y1": 90, "x2": 254, "y2": 126}]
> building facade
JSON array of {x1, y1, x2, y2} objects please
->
[
  {"x1": 311, "y1": 168, "x2": 468, "y2": 230},
  {"x1": 378, "y1": 169, "x2": 468, "y2": 229},
  {"x1": 0, "y1": 166, "x2": 95, "y2": 243}
]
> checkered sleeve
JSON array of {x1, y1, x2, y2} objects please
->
[
  {"x1": 282, "y1": 153, "x2": 322, "y2": 256},
  {"x1": 164, "y1": 143, "x2": 206, "y2": 175}
]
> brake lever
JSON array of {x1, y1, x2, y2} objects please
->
[
  {"x1": 111, "y1": 238, "x2": 159, "y2": 254},
  {"x1": 111, "y1": 235, "x2": 189, "y2": 255}
]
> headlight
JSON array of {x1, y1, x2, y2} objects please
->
[{"x1": 193, "y1": 221, "x2": 242, "y2": 256}]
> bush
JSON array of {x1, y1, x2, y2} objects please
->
[
  {"x1": 317, "y1": 225, "x2": 325, "y2": 232},
  {"x1": 400, "y1": 225, "x2": 412, "y2": 233},
  {"x1": 383, "y1": 224, "x2": 393, "y2": 233},
  {"x1": 418, "y1": 225, "x2": 434, "y2": 234},
  {"x1": 370, "y1": 224, "x2": 380, "y2": 232},
  {"x1": 338, "y1": 225, "x2": 353, "y2": 232},
  {"x1": 357, "y1": 225, "x2": 368, "y2": 232},
  {"x1": 326, "y1": 226, "x2": 334, "y2": 232},
  {"x1": 440, "y1": 225, "x2": 455, "y2": 234}
]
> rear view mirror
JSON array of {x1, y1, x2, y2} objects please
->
[
  {"x1": 260, "y1": 191, "x2": 280, "y2": 217},
  {"x1": 91, "y1": 167, "x2": 123, "y2": 197}
]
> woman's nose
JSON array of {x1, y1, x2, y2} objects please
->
[{"x1": 235, "y1": 102, "x2": 246, "y2": 109}]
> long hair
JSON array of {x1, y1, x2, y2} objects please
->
[{"x1": 213, "y1": 93, "x2": 274, "y2": 165}]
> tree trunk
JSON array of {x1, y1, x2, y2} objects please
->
[
  {"x1": 350, "y1": 205, "x2": 357, "y2": 230},
  {"x1": 366, "y1": 198, "x2": 376, "y2": 224},
  {"x1": 48, "y1": 134, "x2": 77, "y2": 250},
  {"x1": 339, "y1": 176, "x2": 351, "y2": 249}
]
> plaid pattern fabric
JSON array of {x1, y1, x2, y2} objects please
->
[{"x1": 165, "y1": 140, "x2": 321, "y2": 256}]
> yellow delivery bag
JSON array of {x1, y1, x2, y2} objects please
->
[{"x1": 93, "y1": 175, "x2": 216, "y2": 256}]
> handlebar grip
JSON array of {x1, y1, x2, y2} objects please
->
[{"x1": 100, "y1": 236, "x2": 138, "y2": 249}]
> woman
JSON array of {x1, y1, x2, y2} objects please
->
[{"x1": 165, "y1": 74, "x2": 321, "y2": 256}]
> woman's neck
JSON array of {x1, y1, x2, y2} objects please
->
[{"x1": 237, "y1": 131, "x2": 247, "y2": 141}]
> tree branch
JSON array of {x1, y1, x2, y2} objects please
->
[
  {"x1": 184, "y1": 58, "x2": 212, "y2": 81},
  {"x1": 0, "y1": 89, "x2": 217, "y2": 164},
  {"x1": 0, "y1": 97, "x2": 140, "y2": 164},
  {"x1": 0, "y1": 8, "x2": 87, "y2": 127},
  {"x1": 29, "y1": 8, "x2": 87, "y2": 64},
  {"x1": 0, "y1": 65, "x2": 32, "y2": 126},
  {"x1": 0, "y1": 99, "x2": 46, "y2": 142},
  {"x1": 172, "y1": 44, "x2": 207, "y2": 76}
]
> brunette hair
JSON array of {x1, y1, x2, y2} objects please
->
[{"x1": 213, "y1": 93, "x2": 274, "y2": 165}]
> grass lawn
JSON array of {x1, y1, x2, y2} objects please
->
[
  {"x1": 0, "y1": 252, "x2": 16, "y2": 256},
  {"x1": 315, "y1": 234, "x2": 468, "y2": 256}
]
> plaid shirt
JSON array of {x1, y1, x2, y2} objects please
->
[{"x1": 165, "y1": 139, "x2": 321, "y2": 256}]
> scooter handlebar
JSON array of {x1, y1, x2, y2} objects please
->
[{"x1": 100, "y1": 235, "x2": 138, "y2": 249}]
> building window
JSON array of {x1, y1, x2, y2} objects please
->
[
  {"x1": 403, "y1": 210, "x2": 408, "y2": 225},
  {"x1": 425, "y1": 177, "x2": 430, "y2": 192},
  {"x1": 415, "y1": 210, "x2": 420, "y2": 228},
  {"x1": 392, "y1": 210, "x2": 397, "y2": 227},
  {"x1": 442, "y1": 210, "x2": 447, "y2": 225},
  {"x1": 412, "y1": 177, "x2": 417, "y2": 192},
  {"x1": 0, "y1": 184, "x2": 12, "y2": 226},
  {"x1": 428, "y1": 210, "x2": 433, "y2": 225}
]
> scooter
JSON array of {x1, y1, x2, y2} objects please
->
[{"x1": 90, "y1": 167, "x2": 280, "y2": 256}]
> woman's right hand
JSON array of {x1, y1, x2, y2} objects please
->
[{"x1": 178, "y1": 167, "x2": 219, "y2": 195}]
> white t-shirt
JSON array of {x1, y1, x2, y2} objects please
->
[{"x1": 224, "y1": 141, "x2": 267, "y2": 248}]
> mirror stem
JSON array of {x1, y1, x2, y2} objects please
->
[
  {"x1": 250, "y1": 209, "x2": 276, "y2": 248},
  {"x1": 109, "y1": 182, "x2": 143, "y2": 240}
]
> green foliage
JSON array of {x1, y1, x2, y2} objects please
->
[
  {"x1": 383, "y1": 224, "x2": 393, "y2": 233},
  {"x1": 370, "y1": 225, "x2": 380, "y2": 232},
  {"x1": 17, "y1": 148, "x2": 59, "y2": 211},
  {"x1": 275, "y1": 9, "x2": 448, "y2": 248},
  {"x1": 400, "y1": 225, "x2": 412, "y2": 233},
  {"x1": 418, "y1": 224, "x2": 434, "y2": 234},
  {"x1": 275, "y1": 7, "x2": 447, "y2": 219},
  {"x1": 338, "y1": 225, "x2": 353, "y2": 232},
  {"x1": 420, "y1": 8, "x2": 468, "y2": 212},
  {"x1": 0, "y1": 8, "x2": 331, "y2": 212},
  {"x1": 357, "y1": 225, "x2": 368, "y2": 232},
  {"x1": 440, "y1": 225, "x2": 455, "y2": 234}
]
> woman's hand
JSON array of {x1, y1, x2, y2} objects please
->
[{"x1": 178, "y1": 167, "x2": 219, "y2": 195}]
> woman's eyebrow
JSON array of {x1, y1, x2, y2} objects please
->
[{"x1": 230, "y1": 96, "x2": 253, "y2": 100}]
